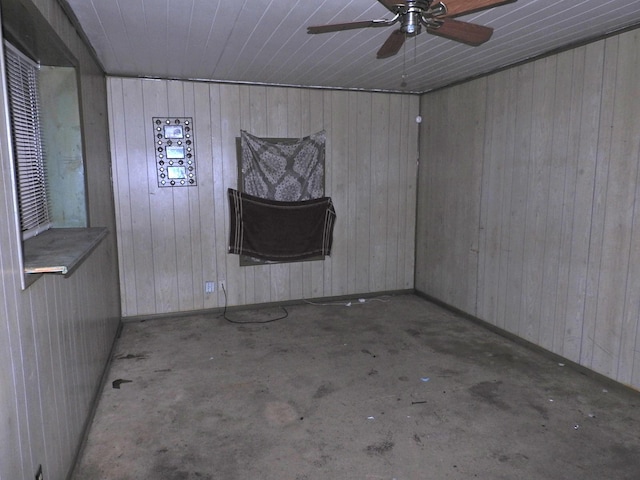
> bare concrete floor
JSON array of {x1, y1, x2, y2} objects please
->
[{"x1": 72, "y1": 294, "x2": 640, "y2": 479}]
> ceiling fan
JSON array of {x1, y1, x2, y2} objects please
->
[{"x1": 307, "y1": 0, "x2": 516, "y2": 58}]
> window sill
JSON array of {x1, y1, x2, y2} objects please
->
[{"x1": 23, "y1": 227, "x2": 108, "y2": 276}]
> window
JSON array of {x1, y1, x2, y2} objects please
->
[
  {"x1": 1, "y1": 0, "x2": 108, "y2": 288},
  {"x1": 4, "y1": 41, "x2": 52, "y2": 240}
]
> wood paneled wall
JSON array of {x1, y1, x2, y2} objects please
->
[
  {"x1": 416, "y1": 28, "x2": 640, "y2": 389},
  {"x1": 0, "y1": 1, "x2": 121, "y2": 479},
  {"x1": 108, "y1": 79, "x2": 419, "y2": 318}
]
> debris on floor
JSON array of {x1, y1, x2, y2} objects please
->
[{"x1": 111, "y1": 379, "x2": 132, "y2": 389}]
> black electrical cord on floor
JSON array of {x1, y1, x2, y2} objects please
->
[{"x1": 220, "y1": 282, "x2": 288, "y2": 324}]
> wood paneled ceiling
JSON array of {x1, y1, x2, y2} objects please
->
[{"x1": 60, "y1": 0, "x2": 640, "y2": 93}]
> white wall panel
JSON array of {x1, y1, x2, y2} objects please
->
[
  {"x1": 109, "y1": 79, "x2": 419, "y2": 317},
  {"x1": 416, "y1": 28, "x2": 640, "y2": 389}
]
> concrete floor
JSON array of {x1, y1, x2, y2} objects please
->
[{"x1": 72, "y1": 294, "x2": 640, "y2": 480}]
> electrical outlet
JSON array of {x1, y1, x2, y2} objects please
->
[
  {"x1": 205, "y1": 281, "x2": 215, "y2": 293},
  {"x1": 35, "y1": 465, "x2": 43, "y2": 480}
]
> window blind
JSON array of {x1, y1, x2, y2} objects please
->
[{"x1": 4, "y1": 41, "x2": 51, "y2": 239}]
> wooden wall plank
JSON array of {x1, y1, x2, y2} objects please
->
[
  {"x1": 184, "y1": 81, "x2": 205, "y2": 311},
  {"x1": 167, "y1": 81, "x2": 198, "y2": 312},
  {"x1": 265, "y1": 87, "x2": 290, "y2": 301},
  {"x1": 451, "y1": 81, "x2": 486, "y2": 313},
  {"x1": 108, "y1": 77, "x2": 136, "y2": 316},
  {"x1": 238, "y1": 85, "x2": 256, "y2": 305},
  {"x1": 354, "y1": 92, "x2": 373, "y2": 294},
  {"x1": 43, "y1": 280, "x2": 65, "y2": 475},
  {"x1": 404, "y1": 96, "x2": 418, "y2": 290},
  {"x1": 396, "y1": 95, "x2": 411, "y2": 290},
  {"x1": 246, "y1": 86, "x2": 271, "y2": 304},
  {"x1": 326, "y1": 91, "x2": 347, "y2": 295},
  {"x1": 300, "y1": 89, "x2": 315, "y2": 300},
  {"x1": 370, "y1": 94, "x2": 390, "y2": 293},
  {"x1": 346, "y1": 92, "x2": 359, "y2": 294},
  {"x1": 385, "y1": 96, "x2": 401, "y2": 292},
  {"x1": 416, "y1": 90, "x2": 440, "y2": 297},
  {"x1": 621, "y1": 158, "x2": 640, "y2": 384},
  {"x1": 322, "y1": 92, "x2": 333, "y2": 296},
  {"x1": 489, "y1": 68, "x2": 518, "y2": 329},
  {"x1": 539, "y1": 51, "x2": 572, "y2": 351},
  {"x1": 143, "y1": 80, "x2": 180, "y2": 313},
  {"x1": 124, "y1": 79, "x2": 156, "y2": 315},
  {"x1": 580, "y1": 36, "x2": 618, "y2": 371},
  {"x1": 208, "y1": 83, "x2": 228, "y2": 308},
  {"x1": 220, "y1": 84, "x2": 244, "y2": 306},
  {"x1": 503, "y1": 63, "x2": 534, "y2": 337},
  {"x1": 477, "y1": 73, "x2": 501, "y2": 324},
  {"x1": 562, "y1": 41, "x2": 604, "y2": 363},
  {"x1": 519, "y1": 56, "x2": 556, "y2": 344},
  {"x1": 308, "y1": 89, "x2": 326, "y2": 299},
  {"x1": 552, "y1": 46, "x2": 585, "y2": 356},
  {"x1": 192, "y1": 82, "x2": 216, "y2": 310},
  {"x1": 287, "y1": 88, "x2": 305, "y2": 300}
]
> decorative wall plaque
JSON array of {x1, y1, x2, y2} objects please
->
[{"x1": 152, "y1": 117, "x2": 196, "y2": 187}]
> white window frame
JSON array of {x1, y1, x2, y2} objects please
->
[{"x1": 4, "y1": 40, "x2": 52, "y2": 240}]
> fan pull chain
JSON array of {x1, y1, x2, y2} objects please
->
[{"x1": 401, "y1": 37, "x2": 408, "y2": 88}]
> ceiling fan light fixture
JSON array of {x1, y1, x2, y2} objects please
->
[{"x1": 402, "y1": 11, "x2": 423, "y2": 35}]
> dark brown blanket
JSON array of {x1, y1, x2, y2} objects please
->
[{"x1": 228, "y1": 188, "x2": 335, "y2": 262}]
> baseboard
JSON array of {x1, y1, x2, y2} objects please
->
[
  {"x1": 414, "y1": 290, "x2": 640, "y2": 396},
  {"x1": 121, "y1": 289, "x2": 415, "y2": 323}
]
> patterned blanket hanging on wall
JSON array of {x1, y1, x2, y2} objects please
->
[{"x1": 240, "y1": 130, "x2": 326, "y2": 201}]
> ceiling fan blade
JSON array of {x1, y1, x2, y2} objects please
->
[
  {"x1": 307, "y1": 20, "x2": 379, "y2": 34},
  {"x1": 434, "y1": 0, "x2": 516, "y2": 18},
  {"x1": 377, "y1": 0, "x2": 407, "y2": 14},
  {"x1": 377, "y1": 30, "x2": 406, "y2": 58},
  {"x1": 427, "y1": 18, "x2": 493, "y2": 46}
]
